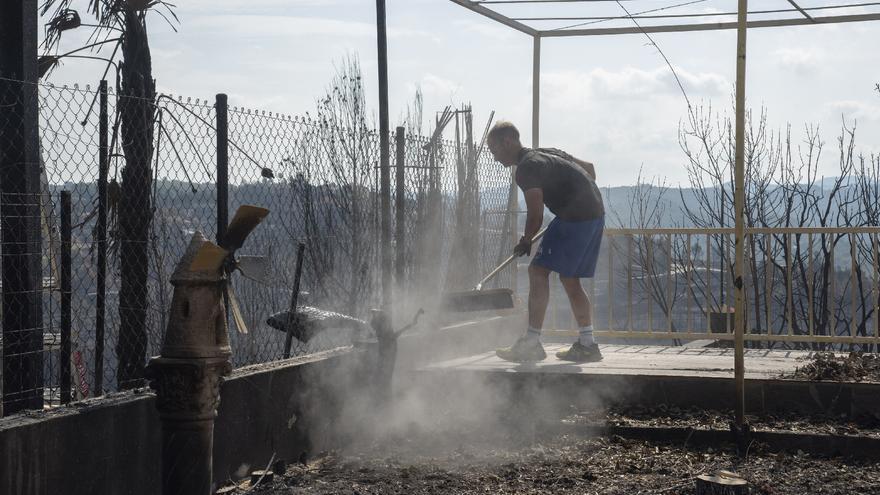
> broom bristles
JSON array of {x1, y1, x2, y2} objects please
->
[{"x1": 441, "y1": 288, "x2": 515, "y2": 312}]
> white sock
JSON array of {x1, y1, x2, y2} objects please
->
[
  {"x1": 524, "y1": 326, "x2": 542, "y2": 343},
  {"x1": 578, "y1": 325, "x2": 595, "y2": 346}
]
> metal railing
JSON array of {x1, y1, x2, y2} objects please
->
[{"x1": 543, "y1": 227, "x2": 880, "y2": 348}]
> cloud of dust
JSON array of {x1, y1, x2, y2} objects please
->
[{"x1": 293, "y1": 286, "x2": 638, "y2": 462}]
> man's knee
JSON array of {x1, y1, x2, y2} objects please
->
[
  {"x1": 529, "y1": 264, "x2": 551, "y2": 279},
  {"x1": 559, "y1": 275, "x2": 584, "y2": 294}
]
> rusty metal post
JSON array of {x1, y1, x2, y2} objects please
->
[
  {"x1": 394, "y1": 126, "x2": 406, "y2": 284},
  {"x1": 216, "y1": 94, "x2": 229, "y2": 245},
  {"x1": 376, "y1": 0, "x2": 392, "y2": 310},
  {"x1": 283, "y1": 242, "x2": 306, "y2": 359},
  {"x1": 370, "y1": 308, "x2": 394, "y2": 405},
  {"x1": 147, "y1": 232, "x2": 232, "y2": 495},
  {"x1": 95, "y1": 79, "x2": 108, "y2": 395},
  {"x1": 60, "y1": 191, "x2": 72, "y2": 404}
]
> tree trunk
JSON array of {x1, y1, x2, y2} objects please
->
[{"x1": 116, "y1": 9, "x2": 155, "y2": 389}]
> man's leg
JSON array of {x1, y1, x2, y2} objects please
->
[
  {"x1": 528, "y1": 264, "x2": 552, "y2": 329},
  {"x1": 559, "y1": 275, "x2": 591, "y2": 327},
  {"x1": 496, "y1": 264, "x2": 551, "y2": 362},
  {"x1": 557, "y1": 275, "x2": 602, "y2": 362}
]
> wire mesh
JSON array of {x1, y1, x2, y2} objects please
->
[{"x1": 0, "y1": 76, "x2": 516, "y2": 414}]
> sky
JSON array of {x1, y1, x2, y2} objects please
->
[{"x1": 39, "y1": 0, "x2": 880, "y2": 187}]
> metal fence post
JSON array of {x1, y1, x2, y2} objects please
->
[
  {"x1": 395, "y1": 126, "x2": 406, "y2": 285},
  {"x1": 376, "y1": 0, "x2": 392, "y2": 309},
  {"x1": 60, "y1": 191, "x2": 72, "y2": 404},
  {"x1": 1, "y1": 0, "x2": 45, "y2": 415},
  {"x1": 283, "y1": 243, "x2": 306, "y2": 359},
  {"x1": 95, "y1": 79, "x2": 108, "y2": 395},
  {"x1": 216, "y1": 93, "x2": 229, "y2": 245}
]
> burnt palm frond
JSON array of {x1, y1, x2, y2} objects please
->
[
  {"x1": 42, "y1": 1, "x2": 107, "y2": 50},
  {"x1": 42, "y1": 1, "x2": 179, "y2": 55},
  {"x1": 37, "y1": 55, "x2": 61, "y2": 78},
  {"x1": 44, "y1": 8, "x2": 81, "y2": 37}
]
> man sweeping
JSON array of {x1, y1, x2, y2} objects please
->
[{"x1": 487, "y1": 122, "x2": 605, "y2": 363}]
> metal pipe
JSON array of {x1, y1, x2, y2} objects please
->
[
  {"x1": 376, "y1": 0, "x2": 392, "y2": 309},
  {"x1": 60, "y1": 191, "x2": 72, "y2": 404},
  {"x1": 538, "y1": 12, "x2": 880, "y2": 37},
  {"x1": 216, "y1": 94, "x2": 229, "y2": 245},
  {"x1": 733, "y1": 0, "x2": 749, "y2": 434},
  {"x1": 520, "y1": 34, "x2": 541, "y2": 299},
  {"x1": 283, "y1": 243, "x2": 306, "y2": 359},
  {"x1": 95, "y1": 79, "x2": 108, "y2": 396},
  {"x1": 395, "y1": 126, "x2": 406, "y2": 285},
  {"x1": 532, "y1": 35, "x2": 541, "y2": 148},
  {"x1": 720, "y1": 193, "x2": 725, "y2": 308},
  {"x1": 147, "y1": 232, "x2": 232, "y2": 495},
  {"x1": 608, "y1": 237, "x2": 614, "y2": 330}
]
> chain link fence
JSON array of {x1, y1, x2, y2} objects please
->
[{"x1": 0, "y1": 76, "x2": 515, "y2": 415}]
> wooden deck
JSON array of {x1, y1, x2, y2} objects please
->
[{"x1": 423, "y1": 344, "x2": 813, "y2": 380}]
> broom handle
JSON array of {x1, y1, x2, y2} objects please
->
[{"x1": 475, "y1": 226, "x2": 548, "y2": 290}]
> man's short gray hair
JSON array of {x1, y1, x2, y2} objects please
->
[{"x1": 488, "y1": 121, "x2": 520, "y2": 142}]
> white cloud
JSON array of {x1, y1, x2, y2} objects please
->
[
  {"x1": 772, "y1": 47, "x2": 821, "y2": 75},
  {"x1": 451, "y1": 19, "x2": 515, "y2": 41},
  {"x1": 527, "y1": 65, "x2": 734, "y2": 185},
  {"x1": 179, "y1": 0, "x2": 346, "y2": 13},
  {"x1": 412, "y1": 73, "x2": 463, "y2": 102},
  {"x1": 825, "y1": 100, "x2": 880, "y2": 123},
  {"x1": 189, "y1": 15, "x2": 432, "y2": 40},
  {"x1": 544, "y1": 66, "x2": 728, "y2": 104}
]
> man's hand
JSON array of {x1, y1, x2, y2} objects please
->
[{"x1": 513, "y1": 237, "x2": 531, "y2": 257}]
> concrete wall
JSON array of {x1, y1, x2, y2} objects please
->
[
  {"x1": 0, "y1": 316, "x2": 521, "y2": 495},
  {"x1": 0, "y1": 393, "x2": 161, "y2": 495},
  {"x1": 0, "y1": 348, "x2": 365, "y2": 495},
  {"x1": 212, "y1": 348, "x2": 364, "y2": 483}
]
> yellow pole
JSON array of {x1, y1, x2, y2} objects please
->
[
  {"x1": 532, "y1": 35, "x2": 540, "y2": 149},
  {"x1": 733, "y1": 0, "x2": 749, "y2": 428}
]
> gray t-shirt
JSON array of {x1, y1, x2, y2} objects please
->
[{"x1": 515, "y1": 147, "x2": 605, "y2": 221}]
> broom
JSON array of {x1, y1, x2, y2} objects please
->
[{"x1": 441, "y1": 226, "x2": 547, "y2": 312}]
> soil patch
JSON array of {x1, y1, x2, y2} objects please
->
[{"x1": 566, "y1": 405, "x2": 880, "y2": 439}]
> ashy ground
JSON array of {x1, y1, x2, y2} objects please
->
[
  {"x1": 222, "y1": 421, "x2": 880, "y2": 495},
  {"x1": 216, "y1": 349, "x2": 880, "y2": 494}
]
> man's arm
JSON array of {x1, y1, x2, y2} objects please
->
[{"x1": 522, "y1": 188, "x2": 544, "y2": 243}]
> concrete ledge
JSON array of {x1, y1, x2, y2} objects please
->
[
  {"x1": 549, "y1": 423, "x2": 880, "y2": 459},
  {"x1": 0, "y1": 391, "x2": 160, "y2": 495},
  {"x1": 417, "y1": 368, "x2": 880, "y2": 419}
]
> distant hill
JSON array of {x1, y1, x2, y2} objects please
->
[{"x1": 513, "y1": 176, "x2": 870, "y2": 229}]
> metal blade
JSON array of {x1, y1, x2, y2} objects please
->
[
  {"x1": 189, "y1": 241, "x2": 229, "y2": 273},
  {"x1": 226, "y1": 285, "x2": 249, "y2": 334},
  {"x1": 236, "y1": 255, "x2": 269, "y2": 285},
  {"x1": 223, "y1": 205, "x2": 269, "y2": 252}
]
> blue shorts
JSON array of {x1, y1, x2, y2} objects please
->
[{"x1": 531, "y1": 216, "x2": 604, "y2": 278}]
